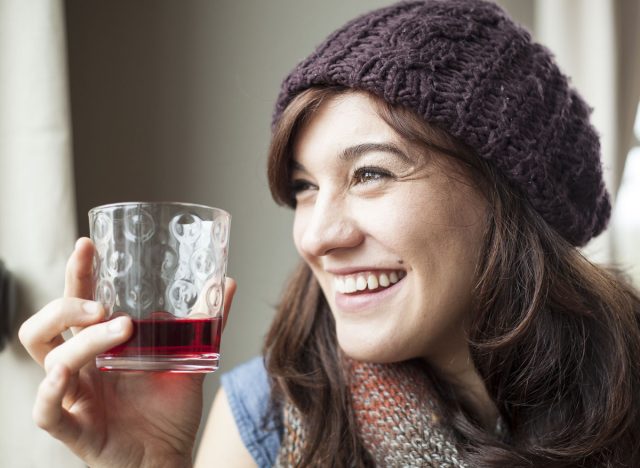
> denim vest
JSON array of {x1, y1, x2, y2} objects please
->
[{"x1": 221, "y1": 356, "x2": 282, "y2": 467}]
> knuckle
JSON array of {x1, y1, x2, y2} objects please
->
[
  {"x1": 49, "y1": 297, "x2": 79, "y2": 328},
  {"x1": 39, "y1": 298, "x2": 66, "y2": 325},
  {"x1": 33, "y1": 387, "x2": 54, "y2": 430},
  {"x1": 43, "y1": 351, "x2": 58, "y2": 374},
  {"x1": 50, "y1": 297, "x2": 66, "y2": 317},
  {"x1": 33, "y1": 410, "x2": 50, "y2": 430},
  {"x1": 33, "y1": 405, "x2": 52, "y2": 431},
  {"x1": 18, "y1": 320, "x2": 32, "y2": 346}
]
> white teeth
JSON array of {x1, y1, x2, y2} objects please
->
[
  {"x1": 379, "y1": 273, "x2": 390, "y2": 287},
  {"x1": 334, "y1": 270, "x2": 405, "y2": 294},
  {"x1": 344, "y1": 277, "x2": 357, "y2": 293}
]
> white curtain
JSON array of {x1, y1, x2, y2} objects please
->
[
  {"x1": 611, "y1": 0, "x2": 640, "y2": 286},
  {"x1": 535, "y1": 0, "x2": 616, "y2": 263},
  {"x1": 0, "y1": 0, "x2": 83, "y2": 466},
  {"x1": 535, "y1": 0, "x2": 640, "y2": 269}
]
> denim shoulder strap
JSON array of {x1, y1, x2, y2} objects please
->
[{"x1": 221, "y1": 356, "x2": 281, "y2": 467}]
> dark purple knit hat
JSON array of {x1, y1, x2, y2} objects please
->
[{"x1": 272, "y1": 0, "x2": 611, "y2": 247}]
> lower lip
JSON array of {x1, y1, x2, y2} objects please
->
[{"x1": 334, "y1": 277, "x2": 404, "y2": 312}]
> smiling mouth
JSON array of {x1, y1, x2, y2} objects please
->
[{"x1": 333, "y1": 270, "x2": 406, "y2": 295}]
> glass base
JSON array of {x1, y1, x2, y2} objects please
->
[{"x1": 96, "y1": 354, "x2": 220, "y2": 373}]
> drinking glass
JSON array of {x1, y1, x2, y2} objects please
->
[{"x1": 89, "y1": 202, "x2": 230, "y2": 372}]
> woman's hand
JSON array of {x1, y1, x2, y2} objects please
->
[{"x1": 19, "y1": 237, "x2": 237, "y2": 468}]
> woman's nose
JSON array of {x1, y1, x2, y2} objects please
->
[{"x1": 298, "y1": 195, "x2": 363, "y2": 258}]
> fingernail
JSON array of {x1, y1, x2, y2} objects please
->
[
  {"x1": 83, "y1": 301, "x2": 101, "y2": 315},
  {"x1": 48, "y1": 365, "x2": 64, "y2": 386},
  {"x1": 107, "y1": 317, "x2": 124, "y2": 333}
]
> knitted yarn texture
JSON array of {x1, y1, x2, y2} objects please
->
[
  {"x1": 273, "y1": 0, "x2": 611, "y2": 247},
  {"x1": 275, "y1": 360, "x2": 469, "y2": 467}
]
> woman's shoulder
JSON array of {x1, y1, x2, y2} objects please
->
[
  {"x1": 222, "y1": 356, "x2": 269, "y2": 392},
  {"x1": 220, "y1": 356, "x2": 282, "y2": 467}
]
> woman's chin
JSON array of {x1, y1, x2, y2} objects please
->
[{"x1": 337, "y1": 337, "x2": 409, "y2": 364}]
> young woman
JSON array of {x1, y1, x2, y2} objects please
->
[{"x1": 20, "y1": 1, "x2": 640, "y2": 467}]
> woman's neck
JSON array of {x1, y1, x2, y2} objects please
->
[{"x1": 428, "y1": 343, "x2": 499, "y2": 431}]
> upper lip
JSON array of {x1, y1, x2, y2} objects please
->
[{"x1": 325, "y1": 266, "x2": 406, "y2": 275}]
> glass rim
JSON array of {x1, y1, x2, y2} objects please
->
[{"x1": 88, "y1": 201, "x2": 230, "y2": 219}]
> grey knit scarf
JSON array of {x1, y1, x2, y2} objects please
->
[{"x1": 275, "y1": 360, "x2": 472, "y2": 467}]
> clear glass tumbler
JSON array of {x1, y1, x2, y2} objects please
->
[{"x1": 89, "y1": 202, "x2": 230, "y2": 372}]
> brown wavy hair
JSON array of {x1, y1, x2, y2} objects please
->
[{"x1": 263, "y1": 86, "x2": 640, "y2": 467}]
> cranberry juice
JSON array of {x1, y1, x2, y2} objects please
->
[{"x1": 103, "y1": 315, "x2": 222, "y2": 358}]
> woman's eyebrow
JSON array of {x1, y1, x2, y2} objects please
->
[
  {"x1": 339, "y1": 142, "x2": 411, "y2": 163},
  {"x1": 291, "y1": 142, "x2": 412, "y2": 172},
  {"x1": 291, "y1": 160, "x2": 306, "y2": 172}
]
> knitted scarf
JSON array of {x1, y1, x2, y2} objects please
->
[{"x1": 275, "y1": 359, "x2": 470, "y2": 467}]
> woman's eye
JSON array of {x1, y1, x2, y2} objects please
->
[
  {"x1": 352, "y1": 166, "x2": 393, "y2": 185},
  {"x1": 290, "y1": 179, "x2": 316, "y2": 197}
]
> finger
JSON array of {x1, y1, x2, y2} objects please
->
[
  {"x1": 33, "y1": 364, "x2": 81, "y2": 444},
  {"x1": 64, "y1": 237, "x2": 95, "y2": 300},
  {"x1": 44, "y1": 316, "x2": 133, "y2": 374},
  {"x1": 222, "y1": 277, "x2": 237, "y2": 332},
  {"x1": 19, "y1": 298, "x2": 106, "y2": 366}
]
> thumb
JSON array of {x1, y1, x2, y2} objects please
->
[{"x1": 221, "y1": 277, "x2": 237, "y2": 332}]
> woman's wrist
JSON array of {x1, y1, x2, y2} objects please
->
[
  {"x1": 139, "y1": 454, "x2": 192, "y2": 468},
  {"x1": 90, "y1": 450, "x2": 192, "y2": 468}
]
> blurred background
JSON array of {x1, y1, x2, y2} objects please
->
[{"x1": 0, "y1": 0, "x2": 639, "y2": 466}]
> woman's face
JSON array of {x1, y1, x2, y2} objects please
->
[{"x1": 291, "y1": 92, "x2": 487, "y2": 368}]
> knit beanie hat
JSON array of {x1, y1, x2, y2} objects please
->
[{"x1": 272, "y1": 0, "x2": 611, "y2": 247}]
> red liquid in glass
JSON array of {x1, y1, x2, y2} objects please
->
[{"x1": 103, "y1": 315, "x2": 222, "y2": 358}]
